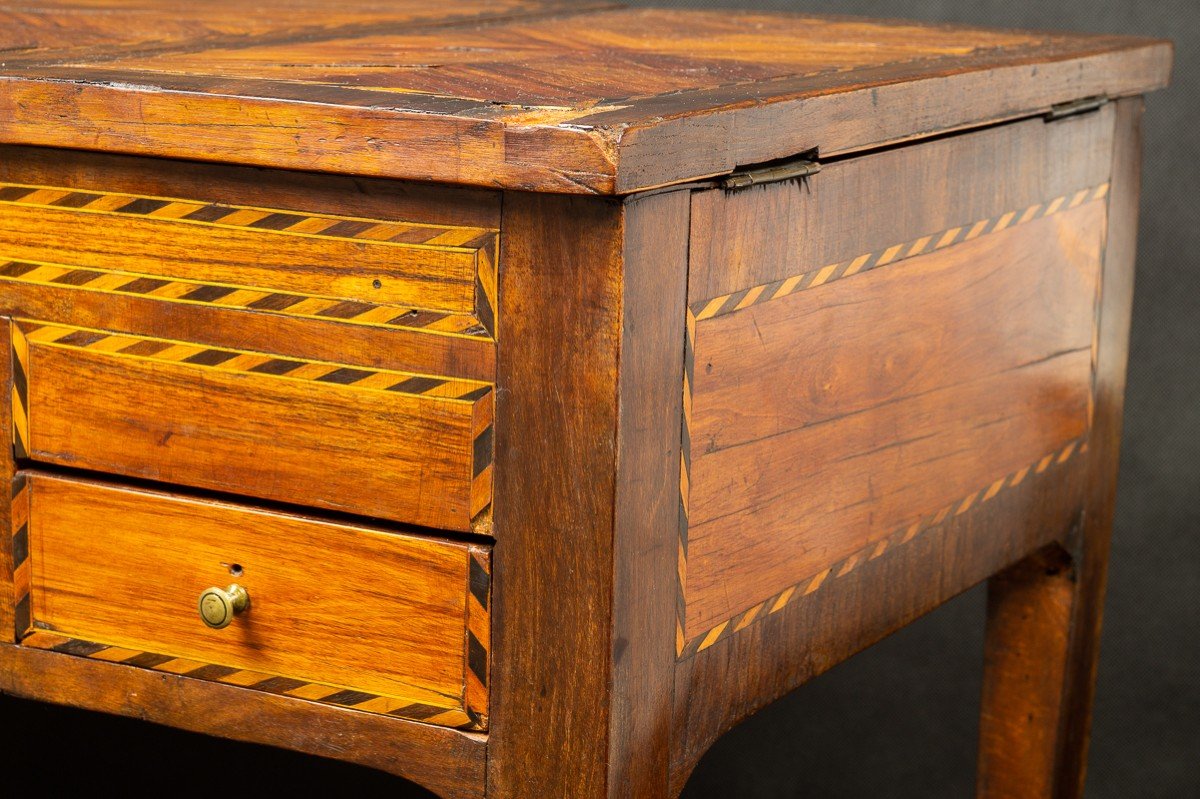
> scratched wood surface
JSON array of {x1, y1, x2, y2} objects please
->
[
  {"x1": 682, "y1": 201, "x2": 1105, "y2": 638},
  {"x1": 0, "y1": 3, "x2": 1171, "y2": 192},
  {"x1": 18, "y1": 473, "x2": 487, "y2": 725},
  {"x1": 13, "y1": 320, "x2": 494, "y2": 532}
]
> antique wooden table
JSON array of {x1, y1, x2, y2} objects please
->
[{"x1": 0, "y1": 3, "x2": 1171, "y2": 797}]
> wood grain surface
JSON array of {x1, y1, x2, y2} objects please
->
[
  {"x1": 0, "y1": 3, "x2": 1170, "y2": 192},
  {"x1": 14, "y1": 320, "x2": 493, "y2": 532},
  {"x1": 0, "y1": 643, "x2": 488, "y2": 799},
  {"x1": 20, "y1": 473, "x2": 487, "y2": 725},
  {"x1": 683, "y1": 200, "x2": 1105, "y2": 638},
  {"x1": 977, "y1": 96, "x2": 1146, "y2": 799},
  {"x1": 0, "y1": 179, "x2": 495, "y2": 318},
  {"x1": 688, "y1": 109, "x2": 1116, "y2": 306}
]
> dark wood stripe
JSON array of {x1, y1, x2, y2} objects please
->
[
  {"x1": 322, "y1": 689, "x2": 378, "y2": 707},
  {"x1": 250, "y1": 676, "x2": 309, "y2": 694},
  {"x1": 246, "y1": 292, "x2": 306, "y2": 311},
  {"x1": 185, "y1": 663, "x2": 240, "y2": 681},
  {"x1": 469, "y1": 555, "x2": 490, "y2": 612},
  {"x1": 716, "y1": 289, "x2": 750, "y2": 316},
  {"x1": 387, "y1": 376, "x2": 446, "y2": 395},
  {"x1": 12, "y1": 344, "x2": 28, "y2": 413},
  {"x1": 247, "y1": 212, "x2": 304, "y2": 230},
  {"x1": 122, "y1": 652, "x2": 176, "y2": 669},
  {"x1": 49, "y1": 192, "x2": 104, "y2": 208},
  {"x1": 184, "y1": 349, "x2": 240, "y2": 366},
  {"x1": 385, "y1": 226, "x2": 445, "y2": 244},
  {"x1": 472, "y1": 426, "x2": 494, "y2": 478},
  {"x1": 179, "y1": 284, "x2": 237, "y2": 303},
  {"x1": 116, "y1": 197, "x2": 171, "y2": 215},
  {"x1": 386, "y1": 309, "x2": 446, "y2": 328},
  {"x1": 0, "y1": 261, "x2": 39, "y2": 278},
  {"x1": 55, "y1": 329, "x2": 107, "y2": 348},
  {"x1": 119, "y1": 339, "x2": 174, "y2": 357},
  {"x1": 319, "y1": 220, "x2": 374, "y2": 238},
  {"x1": 0, "y1": 186, "x2": 36, "y2": 202},
  {"x1": 117, "y1": 276, "x2": 171, "y2": 294},
  {"x1": 680, "y1": 414, "x2": 692, "y2": 475},
  {"x1": 315, "y1": 300, "x2": 377, "y2": 320},
  {"x1": 475, "y1": 284, "x2": 496, "y2": 338},
  {"x1": 315, "y1": 366, "x2": 374, "y2": 385},
  {"x1": 51, "y1": 269, "x2": 103, "y2": 286},
  {"x1": 11, "y1": 474, "x2": 27, "y2": 498},
  {"x1": 389, "y1": 703, "x2": 447, "y2": 721},
  {"x1": 12, "y1": 522, "x2": 28, "y2": 567},
  {"x1": 249, "y1": 358, "x2": 305, "y2": 375},
  {"x1": 459, "y1": 231, "x2": 498, "y2": 250},
  {"x1": 13, "y1": 595, "x2": 30, "y2": 639},
  {"x1": 183, "y1": 204, "x2": 235, "y2": 223},
  {"x1": 459, "y1": 386, "x2": 491, "y2": 403},
  {"x1": 52, "y1": 638, "x2": 109, "y2": 657},
  {"x1": 467, "y1": 631, "x2": 488, "y2": 686}
]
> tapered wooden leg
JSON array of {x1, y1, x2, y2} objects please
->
[
  {"x1": 976, "y1": 540, "x2": 1101, "y2": 799},
  {"x1": 977, "y1": 96, "x2": 1143, "y2": 799}
]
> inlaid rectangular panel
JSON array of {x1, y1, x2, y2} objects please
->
[
  {"x1": 0, "y1": 181, "x2": 498, "y2": 337},
  {"x1": 11, "y1": 473, "x2": 490, "y2": 729},
  {"x1": 677, "y1": 194, "x2": 1106, "y2": 655},
  {"x1": 11, "y1": 320, "x2": 494, "y2": 532}
]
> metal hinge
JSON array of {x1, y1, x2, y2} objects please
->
[
  {"x1": 722, "y1": 155, "x2": 821, "y2": 189},
  {"x1": 1045, "y1": 95, "x2": 1109, "y2": 122}
]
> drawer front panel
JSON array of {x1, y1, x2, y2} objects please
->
[
  {"x1": 12, "y1": 474, "x2": 490, "y2": 729},
  {"x1": 0, "y1": 181, "x2": 498, "y2": 337},
  {"x1": 12, "y1": 320, "x2": 494, "y2": 532}
]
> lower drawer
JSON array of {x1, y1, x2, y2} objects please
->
[{"x1": 10, "y1": 473, "x2": 490, "y2": 729}]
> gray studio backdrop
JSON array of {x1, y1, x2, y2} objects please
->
[{"x1": 2, "y1": 3, "x2": 1194, "y2": 797}]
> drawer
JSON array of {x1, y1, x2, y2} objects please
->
[
  {"x1": 11, "y1": 319, "x2": 494, "y2": 532},
  {"x1": 10, "y1": 473, "x2": 491, "y2": 730},
  {"x1": 0, "y1": 178, "x2": 498, "y2": 338}
]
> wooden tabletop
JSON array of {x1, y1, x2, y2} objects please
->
[{"x1": 0, "y1": 1, "x2": 1172, "y2": 194}]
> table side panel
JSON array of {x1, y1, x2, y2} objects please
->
[{"x1": 679, "y1": 113, "x2": 1114, "y2": 653}]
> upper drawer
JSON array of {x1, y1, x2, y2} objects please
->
[
  {"x1": 11, "y1": 319, "x2": 494, "y2": 532},
  {"x1": 0, "y1": 179, "x2": 497, "y2": 338}
]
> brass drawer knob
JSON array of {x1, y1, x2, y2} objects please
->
[{"x1": 198, "y1": 584, "x2": 250, "y2": 629}]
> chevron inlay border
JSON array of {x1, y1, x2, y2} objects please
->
[
  {"x1": 675, "y1": 185, "x2": 1109, "y2": 659},
  {"x1": 20, "y1": 629, "x2": 484, "y2": 729},
  {"x1": 689, "y1": 183, "x2": 1110, "y2": 322},
  {"x1": 676, "y1": 439, "x2": 1087, "y2": 659},
  {"x1": 14, "y1": 320, "x2": 492, "y2": 402},
  {"x1": 0, "y1": 181, "x2": 500, "y2": 340}
]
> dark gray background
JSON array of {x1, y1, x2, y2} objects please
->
[{"x1": 2, "y1": 2, "x2": 1195, "y2": 796}]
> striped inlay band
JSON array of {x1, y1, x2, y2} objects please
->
[
  {"x1": 0, "y1": 181, "x2": 499, "y2": 339},
  {"x1": 690, "y1": 183, "x2": 1110, "y2": 322},
  {"x1": 677, "y1": 438, "x2": 1087, "y2": 659},
  {"x1": 15, "y1": 321, "x2": 492, "y2": 402},
  {"x1": 20, "y1": 629, "x2": 484, "y2": 729},
  {"x1": 676, "y1": 184, "x2": 1109, "y2": 658}
]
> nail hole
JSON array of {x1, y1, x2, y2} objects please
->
[
  {"x1": 229, "y1": 564, "x2": 244, "y2": 577},
  {"x1": 372, "y1": 279, "x2": 382, "y2": 289}
]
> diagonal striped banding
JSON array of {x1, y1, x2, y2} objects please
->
[
  {"x1": 690, "y1": 183, "x2": 1111, "y2": 322},
  {"x1": 10, "y1": 475, "x2": 31, "y2": 641},
  {"x1": 463, "y1": 547, "x2": 491, "y2": 728},
  {"x1": 676, "y1": 438, "x2": 1087, "y2": 659},
  {"x1": 16, "y1": 321, "x2": 492, "y2": 403},
  {"x1": 0, "y1": 180, "x2": 502, "y2": 340},
  {"x1": 20, "y1": 629, "x2": 484, "y2": 729},
  {"x1": 0, "y1": 258, "x2": 488, "y2": 339}
]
